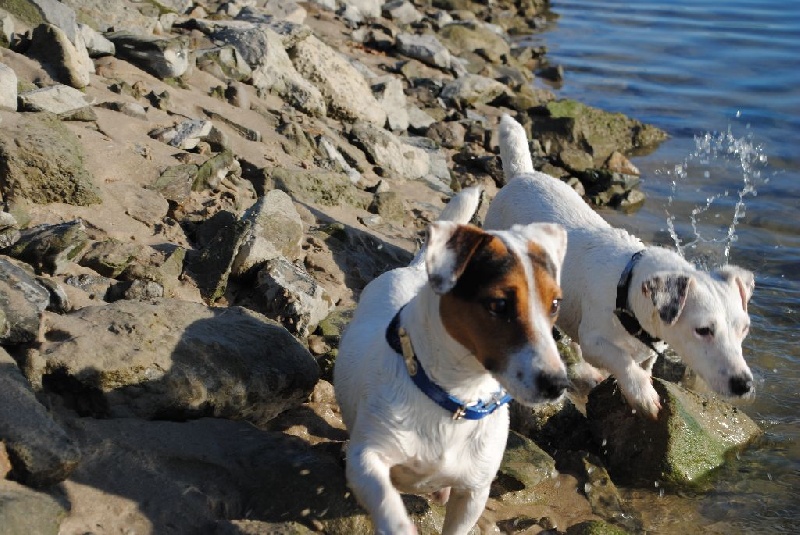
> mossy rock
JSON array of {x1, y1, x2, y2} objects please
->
[
  {"x1": 263, "y1": 167, "x2": 368, "y2": 209},
  {"x1": 587, "y1": 378, "x2": 761, "y2": 488}
]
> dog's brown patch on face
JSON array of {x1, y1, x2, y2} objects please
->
[
  {"x1": 439, "y1": 235, "x2": 560, "y2": 372},
  {"x1": 528, "y1": 241, "x2": 562, "y2": 329}
]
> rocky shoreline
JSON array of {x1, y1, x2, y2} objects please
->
[{"x1": 0, "y1": 1, "x2": 760, "y2": 534}]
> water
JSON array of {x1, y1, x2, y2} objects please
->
[{"x1": 522, "y1": 0, "x2": 800, "y2": 532}]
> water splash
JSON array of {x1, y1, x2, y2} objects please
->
[{"x1": 664, "y1": 121, "x2": 768, "y2": 267}]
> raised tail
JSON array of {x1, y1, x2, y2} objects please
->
[
  {"x1": 499, "y1": 113, "x2": 534, "y2": 179},
  {"x1": 409, "y1": 186, "x2": 484, "y2": 267}
]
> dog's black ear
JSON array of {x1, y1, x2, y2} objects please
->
[
  {"x1": 642, "y1": 275, "x2": 692, "y2": 325},
  {"x1": 714, "y1": 265, "x2": 755, "y2": 312},
  {"x1": 425, "y1": 222, "x2": 490, "y2": 294}
]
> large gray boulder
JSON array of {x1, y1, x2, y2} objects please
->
[
  {"x1": 587, "y1": 377, "x2": 762, "y2": 488},
  {"x1": 26, "y1": 299, "x2": 320, "y2": 426},
  {"x1": 0, "y1": 347, "x2": 81, "y2": 487},
  {"x1": 290, "y1": 34, "x2": 386, "y2": 126}
]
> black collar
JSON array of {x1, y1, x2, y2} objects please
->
[
  {"x1": 386, "y1": 308, "x2": 511, "y2": 421},
  {"x1": 614, "y1": 251, "x2": 665, "y2": 355}
]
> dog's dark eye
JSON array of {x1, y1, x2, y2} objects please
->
[
  {"x1": 550, "y1": 298, "x2": 561, "y2": 317},
  {"x1": 485, "y1": 298, "x2": 509, "y2": 316},
  {"x1": 695, "y1": 326, "x2": 714, "y2": 337}
]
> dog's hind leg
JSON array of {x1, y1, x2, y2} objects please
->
[
  {"x1": 345, "y1": 445, "x2": 417, "y2": 535},
  {"x1": 441, "y1": 485, "x2": 490, "y2": 535}
]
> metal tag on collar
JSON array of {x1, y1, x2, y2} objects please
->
[
  {"x1": 452, "y1": 405, "x2": 468, "y2": 420},
  {"x1": 397, "y1": 327, "x2": 417, "y2": 376}
]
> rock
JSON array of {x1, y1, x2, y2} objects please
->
[
  {"x1": 0, "y1": 347, "x2": 81, "y2": 487},
  {"x1": 0, "y1": 62, "x2": 17, "y2": 110},
  {"x1": 2, "y1": 0, "x2": 78, "y2": 43},
  {"x1": 25, "y1": 23, "x2": 93, "y2": 89},
  {"x1": 195, "y1": 45, "x2": 252, "y2": 82},
  {"x1": 60, "y1": 0, "x2": 157, "y2": 33},
  {"x1": 580, "y1": 453, "x2": 641, "y2": 532},
  {"x1": 259, "y1": 0, "x2": 307, "y2": 24},
  {"x1": 437, "y1": 21, "x2": 511, "y2": 63},
  {"x1": 28, "y1": 299, "x2": 319, "y2": 425},
  {"x1": 372, "y1": 75, "x2": 410, "y2": 131},
  {"x1": 492, "y1": 430, "x2": 557, "y2": 503},
  {"x1": 150, "y1": 119, "x2": 213, "y2": 150},
  {"x1": 396, "y1": 32, "x2": 452, "y2": 70},
  {"x1": 231, "y1": 190, "x2": 304, "y2": 277},
  {"x1": 17, "y1": 84, "x2": 95, "y2": 115},
  {"x1": 369, "y1": 191, "x2": 405, "y2": 223},
  {"x1": 318, "y1": 136, "x2": 362, "y2": 184},
  {"x1": 383, "y1": 0, "x2": 423, "y2": 25},
  {"x1": 194, "y1": 149, "x2": 242, "y2": 190},
  {"x1": 290, "y1": 34, "x2": 386, "y2": 126},
  {"x1": 1, "y1": 10, "x2": 15, "y2": 47},
  {"x1": 78, "y1": 22, "x2": 114, "y2": 57},
  {"x1": 261, "y1": 167, "x2": 367, "y2": 208},
  {"x1": 339, "y1": 0, "x2": 382, "y2": 18},
  {"x1": 188, "y1": 213, "x2": 251, "y2": 302},
  {"x1": 0, "y1": 211, "x2": 20, "y2": 249},
  {"x1": 587, "y1": 378, "x2": 762, "y2": 488},
  {"x1": 565, "y1": 520, "x2": 631, "y2": 535},
  {"x1": 4, "y1": 220, "x2": 89, "y2": 275},
  {"x1": 0, "y1": 112, "x2": 101, "y2": 205},
  {"x1": 349, "y1": 122, "x2": 435, "y2": 182},
  {"x1": 107, "y1": 32, "x2": 190, "y2": 79},
  {"x1": 605, "y1": 151, "x2": 640, "y2": 176},
  {"x1": 0, "y1": 480, "x2": 67, "y2": 534},
  {"x1": 78, "y1": 238, "x2": 144, "y2": 279},
  {"x1": 440, "y1": 73, "x2": 509, "y2": 106},
  {"x1": 213, "y1": 25, "x2": 326, "y2": 117},
  {"x1": 151, "y1": 163, "x2": 198, "y2": 205},
  {"x1": 532, "y1": 99, "x2": 668, "y2": 166},
  {"x1": 0, "y1": 256, "x2": 50, "y2": 343},
  {"x1": 250, "y1": 257, "x2": 333, "y2": 338}
]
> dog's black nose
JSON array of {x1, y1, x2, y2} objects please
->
[
  {"x1": 537, "y1": 372, "x2": 569, "y2": 400},
  {"x1": 729, "y1": 375, "x2": 754, "y2": 396}
]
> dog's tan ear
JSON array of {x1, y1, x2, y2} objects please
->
[
  {"x1": 642, "y1": 275, "x2": 692, "y2": 325},
  {"x1": 425, "y1": 222, "x2": 489, "y2": 294},
  {"x1": 714, "y1": 265, "x2": 755, "y2": 311}
]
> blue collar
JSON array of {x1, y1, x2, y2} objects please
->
[{"x1": 386, "y1": 308, "x2": 512, "y2": 421}]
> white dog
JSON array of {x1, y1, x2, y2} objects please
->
[
  {"x1": 484, "y1": 114, "x2": 755, "y2": 419},
  {"x1": 335, "y1": 186, "x2": 569, "y2": 535}
]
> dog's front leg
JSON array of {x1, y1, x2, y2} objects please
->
[
  {"x1": 441, "y1": 485, "x2": 490, "y2": 535},
  {"x1": 346, "y1": 445, "x2": 416, "y2": 535},
  {"x1": 580, "y1": 334, "x2": 662, "y2": 419}
]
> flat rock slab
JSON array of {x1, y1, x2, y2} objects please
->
[
  {"x1": 27, "y1": 299, "x2": 319, "y2": 426},
  {"x1": 587, "y1": 378, "x2": 761, "y2": 488}
]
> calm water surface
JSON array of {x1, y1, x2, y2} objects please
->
[{"x1": 525, "y1": 0, "x2": 800, "y2": 532}]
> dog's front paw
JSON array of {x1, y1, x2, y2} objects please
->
[{"x1": 634, "y1": 381, "x2": 662, "y2": 420}]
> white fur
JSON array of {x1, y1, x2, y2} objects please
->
[
  {"x1": 335, "y1": 186, "x2": 568, "y2": 535},
  {"x1": 485, "y1": 114, "x2": 755, "y2": 418}
]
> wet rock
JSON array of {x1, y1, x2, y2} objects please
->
[
  {"x1": 25, "y1": 23, "x2": 93, "y2": 88},
  {"x1": 291, "y1": 34, "x2": 386, "y2": 126},
  {"x1": 250, "y1": 257, "x2": 333, "y2": 338},
  {"x1": 4, "y1": 220, "x2": 89, "y2": 275},
  {"x1": 107, "y1": 32, "x2": 190, "y2": 79},
  {"x1": 231, "y1": 190, "x2": 304, "y2": 277},
  {"x1": 531, "y1": 99, "x2": 668, "y2": 167},
  {"x1": 0, "y1": 347, "x2": 81, "y2": 487},
  {"x1": 17, "y1": 84, "x2": 95, "y2": 116},
  {"x1": 0, "y1": 112, "x2": 101, "y2": 205},
  {"x1": 580, "y1": 454, "x2": 641, "y2": 532},
  {"x1": 0, "y1": 256, "x2": 49, "y2": 343},
  {"x1": 396, "y1": 32, "x2": 452, "y2": 70},
  {"x1": 565, "y1": 520, "x2": 631, "y2": 535},
  {"x1": 605, "y1": 151, "x2": 640, "y2": 176},
  {"x1": 0, "y1": 62, "x2": 17, "y2": 110},
  {"x1": 0, "y1": 480, "x2": 67, "y2": 534},
  {"x1": 28, "y1": 299, "x2": 319, "y2": 425},
  {"x1": 492, "y1": 430, "x2": 556, "y2": 503},
  {"x1": 587, "y1": 378, "x2": 762, "y2": 488}
]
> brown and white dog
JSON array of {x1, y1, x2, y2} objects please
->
[
  {"x1": 334, "y1": 186, "x2": 569, "y2": 535},
  {"x1": 485, "y1": 114, "x2": 756, "y2": 419}
]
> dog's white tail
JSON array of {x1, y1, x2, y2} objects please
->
[
  {"x1": 499, "y1": 114, "x2": 534, "y2": 179},
  {"x1": 410, "y1": 186, "x2": 483, "y2": 267}
]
